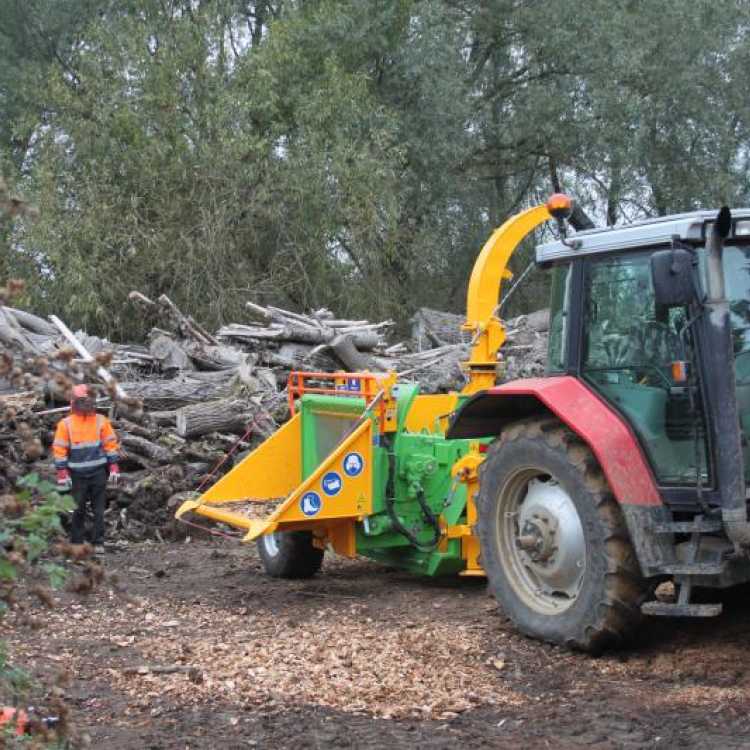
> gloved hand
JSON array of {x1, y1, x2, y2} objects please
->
[
  {"x1": 56, "y1": 469, "x2": 72, "y2": 492},
  {"x1": 107, "y1": 464, "x2": 120, "y2": 487}
]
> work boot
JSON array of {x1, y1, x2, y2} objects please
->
[{"x1": 93, "y1": 544, "x2": 105, "y2": 556}]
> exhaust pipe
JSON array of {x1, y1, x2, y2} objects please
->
[{"x1": 703, "y1": 207, "x2": 750, "y2": 549}]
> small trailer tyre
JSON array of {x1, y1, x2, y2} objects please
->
[{"x1": 257, "y1": 531, "x2": 324, "y2": 579}]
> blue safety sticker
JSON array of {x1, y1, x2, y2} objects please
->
[
  {"x1": 300, "y1": 491, "x2": 322, "y2": 517},
  {"x1": 321, "y1": 471, "x2": 342, "y2": 496},
  {"x1": 343, "y1": 452, "x2": 365, "y2": 477},
  {"x1": 347, "y1": 377, "x2": 360, "y2": 391}
]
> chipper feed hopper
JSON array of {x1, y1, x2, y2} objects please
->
[{"x1": 178, "y1": 195, "x2": 750, "y2": 652}]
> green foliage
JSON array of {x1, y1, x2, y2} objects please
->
[
  {"x1": 0, "y1": 0, "x2": 106, "y2": 164},
  {"x1": 0, "y1": 642, "x2": 31, "y2": 701},
  {"x1": 3, "y1": 1, "x2": 750, "y2": 333},
  {"x1": 9, "y1": 474, "x2": 75, "y2": 542},
  {"x1": 1, "y1": 473, "x2": 74, "y2": 604},
  {"x1": 1, "y1": 474, "x2": 74, "y2": 713}
]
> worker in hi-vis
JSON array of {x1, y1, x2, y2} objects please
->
[{"x1": 53, "y1": 384, "x2": 120, "y2": 554}]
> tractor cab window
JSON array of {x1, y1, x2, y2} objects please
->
[
  {"x1": 546, "y1": 263, "x2": 572, "y2": 373},
  {"x1": 711, "y1": 245, "x2": 750, "y2": 479},
  {"x1": 718, "y1": 245, "x2": 750, "y2": 366},
  {"x1": 582, "y1": 253, "x2": 708, "y2": 486}
]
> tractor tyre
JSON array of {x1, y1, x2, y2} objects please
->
[
  {"x1": 477, "y1": 417, "x2": 646, "y2": 653},
  {"x1": 257, "y1": 531, "x2": 324, "y2": 579}
]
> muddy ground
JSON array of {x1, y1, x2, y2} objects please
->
[{"x1": 6, "y1": 540, "x2": 750, "y2": 749}]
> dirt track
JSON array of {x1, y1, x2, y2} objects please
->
[{"x1": 6, "y1": 540, "x2": 750, "y2": 749}]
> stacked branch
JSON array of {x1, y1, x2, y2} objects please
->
[
  {"x1": 2, "y1": 282, "x2": 550, "y2": 542},
  {"x1": 0, "y1": 292, "x2": 284, "y2": 542}
]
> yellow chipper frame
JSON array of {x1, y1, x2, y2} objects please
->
[{"x1": 176, "y1": 195, "x2": 572, "y2": 579}]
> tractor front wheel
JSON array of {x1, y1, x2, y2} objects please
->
[
  {"x1": 477, "y1": 418, "x2": 646, "y2": 653},
  {"x1": 257, "y1": 531, "x2": 324, "y2": 579}
]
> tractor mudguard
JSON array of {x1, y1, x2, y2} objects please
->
[
  {"x1": 447, "y1": 376, "x2": 674, "y2": 576},
  {"x1": 448, "y1": 376, "x2": 661, "y2": 507}
]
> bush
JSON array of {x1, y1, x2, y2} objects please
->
[{"x1": 0, "y1": 474, "x2": 75, "y2": 745}]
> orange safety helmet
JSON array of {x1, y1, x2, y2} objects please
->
[
  {"x1": 70, "y1": 383, "x2": 95, "y2": 414},
  {"x1": 71, "y1": 384, "x2": 89, "y2": 400}
]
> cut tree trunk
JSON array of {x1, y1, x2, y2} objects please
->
[
  {"x1": 120, "y1": 434, "x2": 174, "y2": 464},
  {"x1": 175, "y1": 398, "x2": 252, "y2": 439},
  {"x1": 2, "y1": 307, "x2": 57, "y2": 336},
  {"x1": 0, "y1": 306, "x2": 37, "y2": 353},
  {"x1": 149, "y1": 333, "x2": 195, "y2": 373},
  {"x1": 183, "y1": 369, "x2": 237, "y2": 383},
  {"x1": 182, "y1": 342, "x2": 243, "y2": 371},
  {"x1": 116, "y1": 419, "x2": 158, "y2": 439},
  {"x1": 148, "y1": 410, "x2": 177, "y2": 427},
  {"x1": 266, "y1": 342, "x2": 339, "y2": 372},
  {"x1": 329, "y1": 334, "x2": 373, "y2": 371},
  {"x1": 119, "y1": 378, "x2": 233, "y2": 410},
  {"x1": 218, "y1": 323, "x2": 381, "y2": 350}
]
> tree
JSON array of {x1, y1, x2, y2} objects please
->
[{"x1": 5, "y1": 0, "x2": 750, "y2": 335}]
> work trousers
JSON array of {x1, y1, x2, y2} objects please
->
[{"x1": 70, "y1": 468, "x2": 108, "y2": 545}]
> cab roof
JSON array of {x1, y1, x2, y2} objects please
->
[{"x1": 536, "y1": 208, "x2": 750, "y2": 264}]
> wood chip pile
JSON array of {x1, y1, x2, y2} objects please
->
[
  {"x1": 19, "y1": 571, "x2": 524, "y2": 722},
  {"x1": 121, "y1": 601, "x2": 525, "y2": 720},
  {"x1": 0, "y1": 293, "x2": 549, "y2": 541}
]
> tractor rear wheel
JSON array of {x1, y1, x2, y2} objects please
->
[
  {"x1": 257, "y1": 531, "x2": 324, "y2": 579},
  {"x1": 477, "y1": 418, "x2": 646, "y2": 653}
]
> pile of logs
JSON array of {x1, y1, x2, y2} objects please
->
[
  {"x1": 0, "y1": 397, "x2": 278, "y2": 541},
  {"x1": 130, "y1": 294, "x2": 473, "y2": 393},
  {"x1": 0, "y1": 293, "x2": 549, "y2": 541},
  {"x1": 0, "y1": 299, "x2": 284, "y2": 540}
]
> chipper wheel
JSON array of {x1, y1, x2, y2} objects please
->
[
  {"x1": 257, "y1": 531, "x2": 324, "y2": 579},
  {"x1": 477, "y1": 418, "x2": 647, "y2": 653}
]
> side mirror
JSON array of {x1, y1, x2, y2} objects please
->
[{"x1": 651, "y1": 248, "x2": 698, "y2": 307}]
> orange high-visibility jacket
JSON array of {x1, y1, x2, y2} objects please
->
[{"x1": 53, "y1": 413, "x2": 120, "y2": 476}]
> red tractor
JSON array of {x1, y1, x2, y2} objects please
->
[{"x1": 448, "y1": 200, "x2": 750, "y2": 649}]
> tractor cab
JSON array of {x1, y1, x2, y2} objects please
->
[{"x1": 539, "y1": 211, "x2": 750, "y2": 505}]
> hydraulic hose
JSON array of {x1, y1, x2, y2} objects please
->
[{"x1": 385, "y1": 489, "x2": 441, "y2": 552}]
